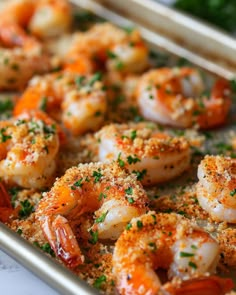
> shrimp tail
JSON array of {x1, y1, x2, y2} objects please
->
[
  {"x1": 164, "y1": 276, "x2": 234, "y2": 295},
  {"x1": 42, "y1": 215, "x2": 84, "y2": 268},
  {"x1": 0, "y1": 183, "x2": 15, "y2": 222}
]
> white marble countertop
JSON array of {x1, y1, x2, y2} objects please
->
[{"x1": 0, "y1": 250, "x2": 59, "y2": 295}]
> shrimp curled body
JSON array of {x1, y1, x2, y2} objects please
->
[
  {"x1": 197, "y1": 155, "x2": 236, "y2": 223},
  {"x1": 113, "y1": 212, "x2": 220, "y2": 295},
  {"x1": 67, "y1": 23, "x2": 149, "y2": 74},
  {"x1": 14, "y1": 72, "x2": 107, "y2": 135},
  {"x1": 0, "y1": 111, "x2": 59, "y2": 189},
  {"x1": 96, "y1": 123, "x2": 191, "y2": 185},
  {"x1": 136, "y1": 68, "x2": 231, "y2": 129},
  {"x1": 35, "y1": 162, "x2": 149, "y2": 268}
]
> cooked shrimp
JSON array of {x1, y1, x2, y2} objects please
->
[
  {"x1": 35, "y1": 162, "x2": 149, "y2": 267},
  {"x1": 96, "y1": 123, "x2": 191, "y2": 185},
  {"x1": 113, "y1": 212, "x2": 220, "y2": 295},
  {"x1": 197, "y1": 155, "x2": 236, "y2": 223},
  {"x1": 0, "y1": 111, "x2": 59, "y2": 189},
  {"x1": 0, "y1": 23, "x2": 51, "y2": 90},
  {"x1": 28, "y1": 0, "x2": 71, "y2": 39},
  {"x1": 67, "y1": 23, "x2": 149, "y2": 73},
  {"x1": 14, "y1": 72, "x2": 107, "y2": 135},
  {"x1": 61, "y1": 73, "x2": 107, "y2": 135},
  {"x1": 0, "y1": 0, "x2": 71, "y2": 38},
  {"x1": 0, "y1": 183, "x2": 15, "y2": 222},
  {"x1": 136, "y1": 68, "x2": 231, "y2": 129},
  {"x1": 163, "y1": 275, "x2": 234, "y2": 295}
]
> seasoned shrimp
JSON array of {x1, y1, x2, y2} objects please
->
[
  {"x1": 0, "y1": 0, "x2": 71, "y2": 38},
  {"x1": 35, "y1": 162, "x2": 149, "y2": 268},
  {"x1": 197, "y1": 155, "x2": 236, "y2": 223},
  {"x1": 0, "y1": 23, "x2": 51, "y2": 90},
  {"x1": 136, "y1": 68, "x2": 231, "y2": 129},
  {"x1": 0, "y1": 183, "x2": 16, "y2": 222},
  {"x1": 14, "y1": 72, "x2": 107, "y2": 135},
  {"x1": 0, "y1": 111, "x2": 59, "y2": 189},
  {"x1": 96, "y1": 123, "x2": 191, "y2": 185},
  {"x1": 113, "y1": 212, "x2": 220, "y2": 295},
  {"x1": 67, "y1": 23, "x2": 149, "y2": 73},
  {"x1": 28, "y1": 0, "x2": 71, "y2": 39},
  {"x1": 163, "y1": 276, "x2": 234, "y2": 295}
]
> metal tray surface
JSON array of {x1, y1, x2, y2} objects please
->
[{"x1": 1, "y1": 1, "x2": 236, "y2": 294}]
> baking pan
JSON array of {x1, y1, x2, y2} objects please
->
[
  {"x1": 75, "y1": 0, "x2": 236, "y2": 79},
  {"x1": 1, "y1": 0, "x2": 236, "y2": 294}
]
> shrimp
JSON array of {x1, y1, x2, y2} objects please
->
[
  {"x1": 35, "y1": 162, "x2": 149, "y2": 268},
  {"x1": 96, "y1": 123, "x2": 191, "y2": 185},
  {"x1": 0, "y1": 0, "x2": 71, "y2": 39},
  {"x1": 112, "y1": 212, "x2": 220, "y2": 295},
  {"x1": 14, "y1": 72, "x2": 107, "y2": 135},
  {"x1": 0, "y1": 111, "x2": 59, "y2": 189},
  {"x1": 0, "y1": 23, "x2": 51, "y2": 90},
  {"x1": 0, "y1": 183, "x2": 15, "y2": 222},
  {"x1": 136, "y1": 68, "x2": 231, "y2": 129},
  {"x1": 28, "y1": 0, "x2": 71, "y2": 39},
  {"x1": 163, "y1": 276, "x2": 234, "y2": 295},
  {"x1": 67, "y1": 23, "x2": 149, "y2": 74},
  {"x1": 196, "y1": 155, "x2": 236, "y2": 223}
]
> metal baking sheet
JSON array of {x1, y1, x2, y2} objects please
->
[
  {"x1": 76, "y1": 0, "x2": 236, "y2": 80},
  {"x1": 1, "y1": 0, "x2": 236, "y2": 294}
]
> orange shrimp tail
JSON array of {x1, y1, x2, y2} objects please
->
[
  {"x1": 43, "y1": 215, "x2": 83, "y2": 268},
  {"x1": 14, "y1": 87, "x2": 50, "y2": 116},
  {"x1": 63, "y1": 55, "x2": 94, "y2": 75},
  {"x1": 0, "y1": 183, "x2": 15, "y2": 223},
  {"x1": 0, "y1": 183, "x2": 12, "y2": 208},
  {"x1": 167, "y1": 276, "x2": 234, "y2": 295},
  {"x1": 197, "y1": 79, "x2": 231, "y2": 129},
  {"x1": 0, "y1": 22, "x2": 37, "y2": 49}
]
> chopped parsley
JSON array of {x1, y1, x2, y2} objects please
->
[
  {"x1": 148, "y1": 242, "x2": 157, "y2": 251},
  {"x1": 40, "y1": 97, "x2": 48, "y2": 112},
  {"x1": 191, "y1": 245, "x2": 198, "y2": 250},
  {"x1": 75, "y1": 75, "x2": 86, "y2": 87},
  {"x1": 9, "y1": 187, "x2": 20, "y2": 207},
  {"x1": 0, "y1": 99, "x2": 13, "y2": 113},
  {"x1": 93, "y1": 275, "x2": 106, "y2": 289},
  {"x1": 98, "y1": 192, "x2": 107, "y2": 201},
  {"x1": 89, "y1": 72, "x2": 102, "y2": 86},
  {"x1": 40, "y1": 243, "x2": 55, "y2": 257},
  {"x1": 106, "y1": 50, "x2": 117, "y2": 59},
  {"x1": 95, "y1": 211, "x2": 108, "y2": 223},
  {"x1": 92, "y1": 169, "x2": 103, "y2": 183},
  {"x1": 230, "y1": 189, "x2": 236, "y2": 196},
  {"x1": 122, "y1": 26, "x2": 134, "y2": 34},
  {"x1": 70, "y1": 178, "x2": 83, "y2": 190},
  {"x1": 0, "y1": 128, "x2": 11, "y2": 142},
  {"x1": 151, "y1": 214, "x2": 157, "y2": 224},
  {"x1": 127, "y1": 155, "x2": 141, "y2": 165},
  {"x1": 89, "y1": 230, "x2": 98, "y2": 244},
  {"x1": 188, "y1": 261, "x2": 197, "y2": 269},
  {"x1": 127, "y1": 197, "x2": 135, "y2": 204},
  {"x1": 130, "y1": 130, "x2": 137, "y2": 140},
  {"x1": 180, "y1": 251, "x2": 195, "y2": 257},
  {"x1": 33, "y1": 242, "x2": 55, "y2": 257},
  {"x1": 125, "y1": 187, "x2": 133, "y2": 195},
  {"x1": 132, "y1": 169, "x2": 147, "y2": 181},
  {"x1": 117, "y1": 152, "x2": 125, "y2": 167},
  {"x1": 126, "y1": 223, "x2": 132, "y2": 230},
  {"x1": 19, "y1": 200, "x2": 34, "y2": 219},
  {"x1": 214, "y1": 142, "x2": 233, "y2": 154},
  {"x1": 16, "y1": 228, "x2": 22, "y2": 235},
  {"x1": 115, "y1": 61, "x2": 124, "y2": 70},
  {"x1": 136, "y1": 220, "x2": 143, "y2": 229}
]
